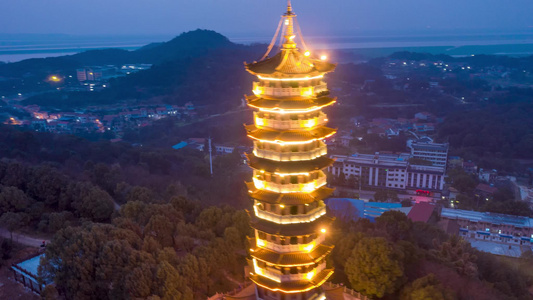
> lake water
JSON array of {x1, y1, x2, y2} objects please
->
[{"x1": 2, "y1": 32, "x2": 533, "y2": 63}]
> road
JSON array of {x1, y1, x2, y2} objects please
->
[{"x1": 0, "y1": 228, "x2": 49, "y2": 248}]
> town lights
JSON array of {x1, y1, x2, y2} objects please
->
[
  {"x1": 49, "y1": 75, "x2": 61, "y2": 82},
  {"x1": 320, "y1": 228, "x2": 326, "y2": 233}
]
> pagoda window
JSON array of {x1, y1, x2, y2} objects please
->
[
  {"x1": 290, "y1": 145, "x2": 298, "y2": 152},
  {"x1": 290, "y1": 176, "x2": 298, "y2": 184},
  {"x1": 280, "y1": 237, "x2": 287, "y2": 245},
  {"x1": 303, "y1": 235, "x2": 312, "y2": 243},
  {"x1": 270, "y1": 235, "x2": 277, "y2": 242},
  {"x1": 290, "y1": 206, "x2": 298, "y2": 215}
]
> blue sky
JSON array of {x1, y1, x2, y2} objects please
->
[{"x1": 2, "y1": 0, "x2": 533, "y2": 37}]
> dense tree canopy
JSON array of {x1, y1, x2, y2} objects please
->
[{"x1": 345, "y1": 237, "x2": 406, "y2": 298}]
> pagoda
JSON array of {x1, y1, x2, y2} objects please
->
[{"x1": 244, "y1": 2, "x2": 337, "y2": 299}]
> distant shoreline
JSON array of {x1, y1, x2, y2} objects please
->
[{"x1": 2, "y1": 33, "x2": 533, "y2": 63}]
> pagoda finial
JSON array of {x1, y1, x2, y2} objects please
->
[{"x1": 282, "y1": 0, "x2": 297, "y2": 48}]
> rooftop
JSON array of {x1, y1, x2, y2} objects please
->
[
  {"x1": 475, "y1": 183, "x2": 498, "y2": 194},
  {"x1": 332, "y1": 152, "x2": 411, "y2": 168},
  {"x1": 441, "y1": 208, "x2": 533, "y2": 228},
  {"x1": 407, "y1": 202, "x2": 435, "y2": 223}
]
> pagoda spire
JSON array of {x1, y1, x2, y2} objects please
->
[
  {"x1": 282, "y1": 0, "x2": 297, "y2": 48},
  {"x1": 287, "y1": 0, "x2": 293, "y2": 15}
]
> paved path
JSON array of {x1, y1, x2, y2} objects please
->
[{"x1": 0, "y1": 228, "x2": 49, "y2": 248}]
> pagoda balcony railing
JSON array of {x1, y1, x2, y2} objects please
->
[
  {"x1": 253, "y1": 144, "x2": 327, "y2": 162},
  {"x1": 254, "y1": 111, "x2": 328, "y2": 130},
  {"x1": 253, "y1": 175, "x2": 326, "y2": 194},
  {"x1": 253, "y1": 82, "x2": 327, "y2": 98},
  {"x1": 255, "y1": 262, "x2": 326, "y2": 283},
  {"x1": 254, "y1": 204, "x2": 326, "y2": 225},
  {"x1": 256, "y1": 235, "x2": 325, "y2": 253}
]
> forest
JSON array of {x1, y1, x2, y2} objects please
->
[{"x1": 331, "y1": 211, "x2": 533, "y2": 300}]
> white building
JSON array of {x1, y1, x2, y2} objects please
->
[
  {"x1": 329, "y1": 152, "x2": 445, "y2": 191},
  {"x1": 408, "y1": 141, "x2": 449, "y2": 168}
]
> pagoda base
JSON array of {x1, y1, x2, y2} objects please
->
[{"x1": 256, "y1": 286, "x2": 325, "y2": 300}]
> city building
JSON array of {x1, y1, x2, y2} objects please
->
[
  {"x1": 329, "y1": 153, "x2": 446, "y2": 191},
  {"x1": 441, "y1": 208, "x2": 533, "y2": 246},
  {"x1": 478, "y1": 168, "x2": 498, "y2": 183},
  {"x1": 76, "y1": 68, "x2": 103, "y2": 82},
  {"x1": 408, "y1": 140, "x2": 449, "y2": 168},
  {"x1": 244, "y1": 2, "x2": 336, "y2": 299}
]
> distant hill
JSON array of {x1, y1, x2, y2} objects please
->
[
  {"x1": 0, "y1": 29, "x2": 241, "y2": 77},
  {"x1": 13, "y1": 29, "x2": 264, "y2": 110}
]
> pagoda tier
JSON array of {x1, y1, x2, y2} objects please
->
[
  {"x1": 246, "y1": 183, "x2": 334, "y2": 205},
  {"x1": 247, "y1": 153, "x2": 333, "y2": 173},
  {"x1": 250, "y1": 240, "x2": 333, "y2": 266},
  {"x1": 245, "y1": 125, "x2": 336, "y2": 144},
  {"x1": 246, "y1": 95, "x2": 336, "y2": 111},
  {"x1": 248, "y1": 212, "x2": 334, "y2": 237},
  {"x1": 244, "y1": 2, "x2": 336, "y2": 299}
]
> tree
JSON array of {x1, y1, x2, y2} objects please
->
[
  {"x1": 0, "y1": 212, "x2": 23, "y2": 240},
  {"x1": 376, "y1": 210, "x2": 413, "y2": 242},
  {"x1": 68, "y1": 182, "x2": 114, "y2": 222},
  {"x1": 400, "y1": 274, "x2": 455, "y2": 300},
  {"x1": 144, "y1": 215, "x2": 175, "y2": 248},
  {"x1": 0, "y1": 186, "x2": 32, "y2": 213},
  {"x1": 155, "y1": 261, "x2": 193, "y2": 300},
  {"x1": 27, "y1": 165, "x2": 66, "y2": 206},
  {"x1": 373, "y1": 190, "x2": 399, "y2": 202},
  {"x1": 373, "y1": 190, "x2": 389, "y2": 202},
  {"x1": 429, "y1": 235, "x2": 477, "y2": 277},
  {"x1": 345, "y1": 237, "x2": 405, "y2": 298}
]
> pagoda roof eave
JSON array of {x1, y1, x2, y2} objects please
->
[
  {"x1": 246, "y1": 95, "x2": 336, "y2": 111},
  {"x1": 246, "y1": 153, "x2": 334, "y2": 173},
  {"x1": 249, "y1": 268, "x2": 334, "y2": 293},
  {"x1": 250, "y1": 242, "x2": 333, "y2": 266},
  {"x1": 246, "y1": 183, "x2": 334, "y2": 205},
  {"x1": 245, "y1": 125, "x2": 336, "y2": 143},
  {"x1": 245, "y1": 50, "x2": 337, "y2": 76}
]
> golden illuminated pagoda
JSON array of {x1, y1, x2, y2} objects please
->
[{"x1": 244, "y1": 1, "x2": 337, "y2": 299}]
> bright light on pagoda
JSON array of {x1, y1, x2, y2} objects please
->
[
  {"x1": 320, "y1": 55, "x2": 328, "y2": 60},
  {"x1": 304, "y1": 51, "x2": 311, "y2": 57},
  {"x1": 306, "y1": 270, "x2": 315, "y2": 280}
]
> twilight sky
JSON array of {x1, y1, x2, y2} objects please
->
[{"x1": 2, "y1": 0, "x2": 533, "y2": 37}]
